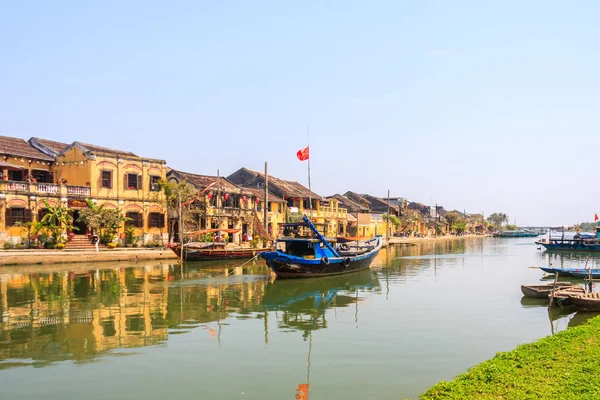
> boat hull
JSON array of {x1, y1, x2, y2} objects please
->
[
  {"x1": 538, "y1": 241, "x2": 600, "y2": 252},
  {"x1": 261, "y1": 244, "x2": 381, "y2": 278},
  {"x1": 570, "y1": 293, "x2": 600, "y2": 312},
  {"x1": 170, "y1": 246, "x2": 268, "y2": 261}
]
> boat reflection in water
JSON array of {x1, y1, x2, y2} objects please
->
[
  {"x1": 260, "y1": 268, "x2": 380, "y2": 399},
  {"x1": 262, "y1": 269, "x2": 381, "y2": 336},
  {"x1": 519, "y1": 296, "x2": 600, "y2": 334}
]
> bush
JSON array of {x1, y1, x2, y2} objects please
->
[
  {"x1": 3, "y1": 242, "x2": 14, "y2": 250},
  {"x1": 15, "y1": 243, "x2": 25, "y2": 250},
  {"x1": 56, "y1": 243, "x2": 65, "y2": 250},
  {"x1": 107, "y1": 242, "x2": 117, "y2": 249}
]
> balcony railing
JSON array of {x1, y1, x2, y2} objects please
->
[
  {"x1": 6, "y1": 181, "x2": 28, "y2": 191},
  {"x1": 0, "y1": 181, "x2": 91, "y2": 197},
  {"x1": 67, "y1": 186, "x2": 91, "y2": 196},
  {"x1": 36, "y1": 183, "x2": 59, "y2": 194}
]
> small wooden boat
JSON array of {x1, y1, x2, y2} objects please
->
[
  {"x1": 260, "y1": 215, "x2": 382, "y2": 279},
  {"x1": 550, "y1": 286, "x2": 587, "y2": 306},
  {"x1": 520, "y1": 282, "x2": 575, "y2": 298},
  {"x1": 170, "y1": 242, "x2": 270, "y2": 261},
  {"x1": 539, "y1": 266, "x2": 600, "y2": 277},
  {"x1": 569, "y1": 292, "x2": 600, "y2": 312}
]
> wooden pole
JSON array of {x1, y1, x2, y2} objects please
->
[
  {"x1": 386, "y1": 189, "x2": 390, "y2": 241},
  {"x1": 548, "y1": 272, "x2": 558, "y2": 310},
  {"x1": 178, "y1": 190, "x2": 183, "y2": 263},
  {"x1": 264, "y1": 162, "x2": 268, "y2": 232}
]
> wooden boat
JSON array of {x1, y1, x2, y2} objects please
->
[
  {"x1": 569, "y1": 292, "x2": 600, "y2": 312},
  {"x1": 520, "y1": 282, "x2": 575, "y2": 299},
  {"x1": 170, "y1": 243, "x2": 270, "y2": 261},
  {"x1": 550, "y1": 286, "x2": 586, "y2": 306},
  {"x1": 260, "y1": 215, "x2": 382, "y2": 279}
]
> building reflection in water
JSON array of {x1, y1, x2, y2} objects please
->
[{"x1": 0, "y1": 261, "x2": 380, "y2": 371}]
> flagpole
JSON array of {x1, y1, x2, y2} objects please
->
[{"x1": 307, "y1": 125, "x2": 312, "y2": 220}]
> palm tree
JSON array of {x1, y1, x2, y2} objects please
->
[{"x1": 40, "y1": 200, "x2": 74, "y2": 243}]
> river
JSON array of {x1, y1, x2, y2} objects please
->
[{"x1": 1, "y1": 237, "x2": 599, "y2": 399}]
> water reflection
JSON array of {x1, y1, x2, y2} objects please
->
[
  {"x1": 0, "y1": 261, "x2": 380, "y2": 370},
  {"x1": 262, "y1": 269, "x2": 380, "y2": 337}
]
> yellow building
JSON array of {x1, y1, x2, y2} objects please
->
[{"x1": 0, "y1": 135, "x2": 167, "y2": 246}]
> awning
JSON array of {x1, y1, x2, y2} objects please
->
[{"x1": 0, "y1": 161, "x2": 25, "y2": 169}]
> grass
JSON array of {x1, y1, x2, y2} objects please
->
[{"x1": 419, "y1": 316, "x2": 600, "y2": 399}]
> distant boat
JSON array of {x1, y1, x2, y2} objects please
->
[
  {"x1": 493, "y1": 230, "x2": 539, "y2": 238},
  {"x1": 260, "y1": 215, "x2": 382, "y2": 278},
  {"x1": 539, "y1": 266, "x2": 600, "y2": 277},
  {"x1": 536, "y1": 237, "x2": 600, "y2": 252}
]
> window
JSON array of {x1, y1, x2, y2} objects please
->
[
  {"x1": 38, "y1": 208, "x2": 50, "y2": 222},
  {"x1": 150, "y1": 176, "x2": 161, "y2": 192},
  {"x1": 8, "y1": 170, "x2": 23, "y2": 181},
  {"x1": 126, "y1": 212, "x2": 143, "y2": 228},
  {"x1": 149, "y1": 212, "x2": 165, "y2": 228},
  {"x1": 6, "y1": 208, "x2": 31, "y2": 226},
  {"x1": 101, "y1": 170, "x2": 112, "y2": 188},
  {"x1": 127, "y1": 173, "x2": 142, "y2": 190}
]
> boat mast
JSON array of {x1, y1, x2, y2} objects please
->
[
  {"x1": 264, "y1": 161, "x2": 268, "y2": 232},
  {"x1": 307, "y1": 125, "x2": 312, "y2": 220},
  {"x1": 217, "y1": 169, "x2": 221, "y2": 239},
  {"x1": 386, "y1": 189, "x2": 390, "y2": 241}
]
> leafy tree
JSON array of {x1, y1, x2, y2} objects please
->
[
  {"x1": 452, "y1": 220, "x2": 467, "y2": 234},
  {"x1": 157, "y1": 179, "x2": 198, "y2": 241},
  {"x1": 77, "y1": 199, "x2": 129, "y2": 244},
  {"x1": 487, "y1": 212, "x2": 508, "y2": 229},
  {"x1": 381, "y1": 213, "x2": 401, "y2": 227},
  {"x1": 40, "y1": 200, "x2": 74, "y2": 243}
]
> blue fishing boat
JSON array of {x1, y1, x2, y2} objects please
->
[
  {"x1": 536, "y1": 229, "x2": 600, "y2": 252},
  {"x1": 539, "y1": 266, "x2": 600, "y2": 277},
  {"x1": 260, "y1": 215, "x2": 383, "y2": 278},
  {"x1": 493, "y1": 230, "x2": 539, "y2": 238}
]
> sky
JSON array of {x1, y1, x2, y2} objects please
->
[{"x1": 1, "y1": 1, "x2": 599, "y2": 227}]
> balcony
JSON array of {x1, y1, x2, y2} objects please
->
[
  {"x1": 67, "y1": 186, "x2": 91, "y2": 196},
  {"x1": 0, "y1": 181, "x2": 91, "y2": 197},
  {"x1": 315, "y1": 207, "x2": 348, "y2": 219}
]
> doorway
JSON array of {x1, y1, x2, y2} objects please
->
[{"x1": 72, "y1": 210, "x2": 88, "y2": 235}]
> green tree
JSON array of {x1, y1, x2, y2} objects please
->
[
  {"x1": 40, "y1": 200, "x2": 74, "y2": 244},
  {"x1": 77, "y1": 199, "x2": 129, "y2": 244},
  {"x1": 487, "y1": 212, "x2": 508, "y2": 229},
  {"x1": 157, "y1": 179, "x2": 198, "y2": 241},
  {"x1": 381, "y1": 213, "x2": 401, "y2": 227}
]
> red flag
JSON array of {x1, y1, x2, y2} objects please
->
[
  {"x1": 296, "y1": 146, "x2": 309, "y2": 161},
  {"x1": 595, "y1": 213, "x2": 598, "y2": 221}
]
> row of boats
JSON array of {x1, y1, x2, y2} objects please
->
[
  {"x1": 170, "y1": 215, "x2": 383, "y2": 279},
  {"x1": 521, "y1": 267, "x2": 600, "y2": 311}
]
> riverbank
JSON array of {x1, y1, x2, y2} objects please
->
[
  {"x1": 0, "y1": 247, "x2": 177, "y2": 266},
  {"x1": 389, "y1": 234, "x2": 488, "y2": 245},
  {"x1": 420, "y1": 316, "x2": 600, "y2": 399}
]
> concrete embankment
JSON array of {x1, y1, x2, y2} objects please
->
[
  {"x1": 0, "y1": 248, "x2": 178, "y2": 266},
  {"x1": 388, "y1": 234, "x2": 488, "y2": 245}
]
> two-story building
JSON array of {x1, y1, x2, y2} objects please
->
[
  {"x1": 0, "y1": 135, "x2": 168, "y2": 246},
  {"x1": 166, "y1": 169, "x2": 287, "y2": 243}
]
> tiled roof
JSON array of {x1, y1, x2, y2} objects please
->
[
  {"x1": 0, "y1": 135, "x2": 54, "y2": 161},
  {"x1": 169, "y1": 169, "x2": 240, "y2": 192},
  {"x1": 344, "y1": 191, "x2": 371, "y2": 205},
  {"x1": 327, "y1": 194, "x2": 369, "y2": 212},
  {"x1": 242, "y1": 187, "x2": 286, "y2": 202},
  {"x1": 75, "y1": 141, "x2": 139, "y2": 157},
  {"x1": 243, "y1": 168, "x2": 321, "y2": 199},
  {"x1": 29, "y1": 137, "x2": 70, "y2": 156}
]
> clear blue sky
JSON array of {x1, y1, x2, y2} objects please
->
[{"x1": 1, "y1": 1, "x2": 599, "y2": 226}]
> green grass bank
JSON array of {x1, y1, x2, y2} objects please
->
[{"x1": 420, "y1": 316, "x2": 600, "y2": 399}]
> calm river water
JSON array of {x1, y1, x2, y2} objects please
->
[{"x1": 2, "y1": 237, "x2": 599, "y2": 399}]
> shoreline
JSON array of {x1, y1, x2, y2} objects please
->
[
  {"x1": 419, "y1": 315, "x2": 600, "y2": 399},
  {"x1": 0, "y1": 235, "x2": 492, "y2": 266},
  {"x1": 0, "y1": 248, "x2": 178, "y2": 266}
]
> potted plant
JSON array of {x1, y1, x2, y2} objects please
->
[{"x1": 124, "y1": 225, "x2": 136, "y2": 248}]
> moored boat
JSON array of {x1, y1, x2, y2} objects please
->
[
  {"x1": 550, "y1": 286, "x2": 586, "y2": 306},
  {"x1": 260, "y1": 215, "x2": 382, "y2": 278},
  {"x1": 539, "y1": 266, "x2": 600, "y2": 277},
  {"x1": 170, "y1": 243, "x2": 270, "y2": 261},
  {"x1": 493, "y1": 230, "x2": 539, "y2": 238},
  {"x1": 569, "y1": 292, "x2": 600, "y2": 312},
  {"x1": 520, "y1": 282, "x2": 576, "y2": 299}
]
